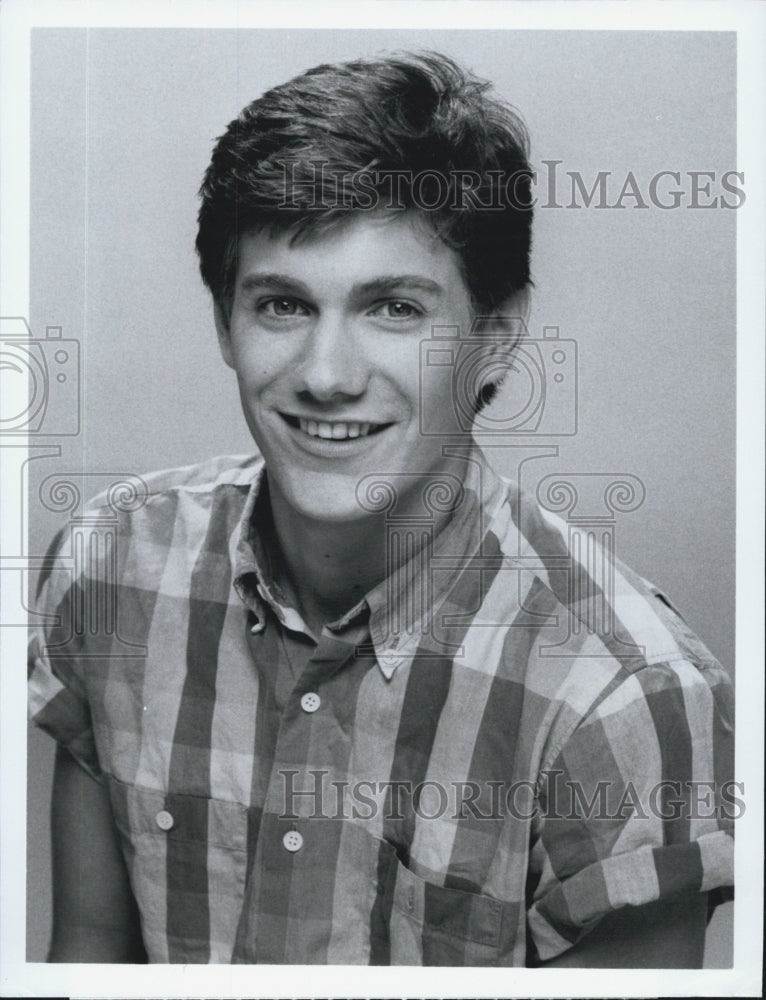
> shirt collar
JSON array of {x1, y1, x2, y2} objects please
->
[
  {"x1": 232, "y1": 461, "x2": 309, "y2": 636},
  {"x1": 232, "y1": 448, "x2": 506, "y2": 679},
  {"x1": 364, "y1": 447, "x2": 506, "y2": 677}
]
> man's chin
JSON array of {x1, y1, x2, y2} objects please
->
[{"x1": 270, "y1": 477, "x2": 377, "y2": 526}]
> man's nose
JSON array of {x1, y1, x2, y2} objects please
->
[{"x1": 293, "y1": 315, "x2": 369, "y2": 401}]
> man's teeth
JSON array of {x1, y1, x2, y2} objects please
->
[{"x1": 298, "y1": 418, "x2": 375, "y2": 440}]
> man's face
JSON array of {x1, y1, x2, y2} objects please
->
[{"x1": 217, "y1": 212, "x2": 484, "y2": 524}]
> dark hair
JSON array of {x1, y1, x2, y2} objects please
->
[{"x1": 196, "y1": 52, "x2": 533, "y2": 323}]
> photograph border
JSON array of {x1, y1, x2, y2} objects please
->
[{"x1": 1, "y1": 1, "x2": 764, "y2": 997}]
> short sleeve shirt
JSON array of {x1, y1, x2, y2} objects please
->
[{"x1": 28, "y1": 451, "x2": 735, "y2": 965}]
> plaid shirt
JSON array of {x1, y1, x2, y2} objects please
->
[{"x1": 28, "y1": 451, "x2": 734, "y2": 965}]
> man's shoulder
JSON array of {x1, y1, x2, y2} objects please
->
[
  {"x1": 481, "y1": 480, "x2": 733, "y2": 777},
  {"x1": 85, "y1": 453, "x2": 263, "y2": 511},
  {"x1": 40, "y1": 454, "x2": 264, "y2": 588},
  {"x1": 488, "y1": 478, "x2": 728, "y2": 694}
]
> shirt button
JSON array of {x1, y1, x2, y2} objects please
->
[
  {"x1": 282, "y1": 830, "x2": 304, "y2": 853},
  {"x1": 155, "y1": 809, "x2": 174, "y2": 831},
  {"x1": 300, "y1": 692, "x2": 321, "y2": 713}
]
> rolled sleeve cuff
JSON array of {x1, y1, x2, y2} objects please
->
[
  {"x1": 528, "y1": 830, "x2": 734, "y2": 962},
  {"x1": 28, "y1": 648, "x2": 101, "y2": 781}
]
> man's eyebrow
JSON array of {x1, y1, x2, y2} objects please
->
[
  {"x1": 353, "y1": 276, "x2": 445, "y2": 298},
  {"x1": 237, "y1": 273, "x2": 446, "y2": 298},
  {"x1": 238, "y1": 273, "x2": 310, "y2": 296}
]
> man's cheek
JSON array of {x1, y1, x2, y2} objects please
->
[{"x1": 418, "y1": 368, "x2": 461, "y2": 436}]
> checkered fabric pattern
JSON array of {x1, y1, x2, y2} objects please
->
[{"x1": 28, "y1": 451, "x2": 734, "y2": 965}]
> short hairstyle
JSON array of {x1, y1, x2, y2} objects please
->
[{"x1": 196, "y1": 52, "x2": 533, "y2": 322}]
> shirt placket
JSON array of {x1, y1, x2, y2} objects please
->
[{"x1": 234, "y1": 631, "x2": 363, "y2": 963}]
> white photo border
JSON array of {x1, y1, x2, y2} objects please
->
[{"x1": 1, "y1": 1, "x2": 763, "y2": 997}]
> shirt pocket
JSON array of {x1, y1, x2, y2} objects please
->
[
  {"x1": 386, "y1": 855, "x2": 513, "y2": 966},
  {"x1": 106, "y1": 775, "x2": 249, "y2": 962}
]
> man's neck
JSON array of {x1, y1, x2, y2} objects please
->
[
  {"x1": 267, "y1": 503, "x2": 386, "y2": 636},
  {"x1": 264, "y1": 456, "x2": 471, "y2": 637}
]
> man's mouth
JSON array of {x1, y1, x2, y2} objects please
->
[{"x1": 281, "y1": 415, "x2": 391, "y2": 440}]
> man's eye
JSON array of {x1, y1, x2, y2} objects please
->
[
  {"x1": 259, "y1": 298, "x2": 308, "y2": 317},
  {"x1": 371, "y1": 300, "x2": 422, "y2": 320}
]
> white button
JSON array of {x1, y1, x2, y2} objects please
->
[
  {"x1": 155, "y1": 809, "x2": 174, "y2": 831},
  {"x1": 300, "y1": 692, "x2": 321, "y2": 713},
  {"x1": 379, "y1": 652, "x2": 402, "y2": 668},
  {"x1": 282, "y1": 830, "x2": 303, "y2": 852}
]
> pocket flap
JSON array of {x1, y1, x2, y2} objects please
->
[{"x1": 392, "y1": 860, "x2": 503, "y2": 947}]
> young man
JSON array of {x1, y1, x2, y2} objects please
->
[{"x1": 29, "y1": 53, "x2": 733, "y2": 966}]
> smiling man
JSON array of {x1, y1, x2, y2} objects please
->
[
  {"x1": 215, "y1": 213, "x2": 495, "y2": 634},
  {"x1": 28, "y1": 53, "x2": 734, "y2": 966}
]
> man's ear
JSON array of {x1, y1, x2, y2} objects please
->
[
  {"x1": 481, "y1": 286, "x2": 531, "y2": 362},
  {"x1": 214, "y1": 302, "x2": 234, "y2": 369}
]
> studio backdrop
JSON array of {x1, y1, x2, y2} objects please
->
[{"x1": 25, "y1": 27, "x2": 736, "y2": 963}]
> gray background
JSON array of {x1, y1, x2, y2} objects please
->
[{"x1": 26, "y1": 28, "x2": 735, "y2": 964}]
